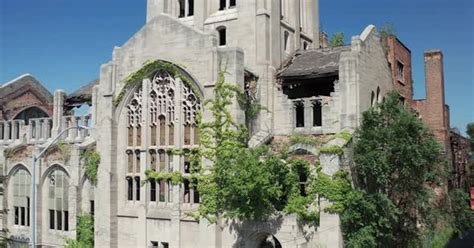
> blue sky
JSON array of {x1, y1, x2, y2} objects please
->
[{"x1": 1, "y1": 0, "x2": 473, "y2": 134}]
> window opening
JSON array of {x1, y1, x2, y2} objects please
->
[
  {"x1": 313, "y1": 101, "x2": 322, "y2": 127},
  {"x1": 295, "y1": 101, "x2": 304, "y2": 128},
  {"x1": 217, "y1": 27, "x2": 227, "y2": 46}
]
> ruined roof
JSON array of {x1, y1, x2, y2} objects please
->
[
  {"x1": 277, "y1": 46, "x2": 351, "y2": 80},
  {"x1": 66, "y1": 79, "x2": 99, "y2": 107},
  {"x1": 0, "y1": 74, "x2": 53, "y2": 102}
]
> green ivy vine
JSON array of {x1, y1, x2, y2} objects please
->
[
  {"x1": 113, "y1": 60, "x2": 202, "y2": 107},
  {"x1": 83, "y1": 147, "x2": 100, "y2": 185}
]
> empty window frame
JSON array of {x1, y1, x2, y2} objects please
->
[
  {"x1": 135, "y1": 176, "x2": 141, "y2": 201},
  {"x1": 127, "y1": 177, "x2": 133, "y2": 201},
  {"x1": 397, "y1": 61, "x2": 404, "y2": 82},
  {"x1": 217, "y1": 26, "x2": 227, "y2": 46},
  {"x1": 178, "y1": 0, "x2": 185, "y2": 17},
  {"x1": 312, "y1": 101, "x2": 322, "y2": 127},
  {"x1": 295, "y1": 101, "x2": 304, "y2": 128}
]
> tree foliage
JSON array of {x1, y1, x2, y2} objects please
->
[
  {"x1": 467, "y1": 122, "x2": 474, "y2": 145},
  {"x1": 449, "y1": 189, "x2": 474, "y2": 235},
  {"x1": 345, "y1": 91, "x2": 446, "y2": 247},
  {"x1": 328, "y1": 32, "x2": 345, "y2": 47},
  {"x1": 66, "y1": 213, "x2": 94, "y2": 248}
]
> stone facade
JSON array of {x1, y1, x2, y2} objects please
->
[{"x1": 0, "y1": 1, "x2": 414, "y2": 248}]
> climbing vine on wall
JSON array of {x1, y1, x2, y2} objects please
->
[
  {"x1": 83, "y1": 147, "x2": 100, "y2": 185},
  {"x1": 114, "y1": 60, "x2": 202, "y2": 107},
  {"x1": 143, "y1": 69, "x2": 355, "y2": 227}
]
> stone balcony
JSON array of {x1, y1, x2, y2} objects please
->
[{"x1": 0, "y1": 114, "x2": 92, "y2": 146}]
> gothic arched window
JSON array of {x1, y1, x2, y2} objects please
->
[
  {"x1": 48, "y1": 169, "x2": 69, "y2": 231},
  {"x1": 125, "y1": 67, "x2": 201, "y2": 205},
  {"x1": 12, "y1": 168, "x2": 31, "y2": 227}
]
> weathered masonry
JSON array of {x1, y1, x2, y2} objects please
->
[{"x1": 0, "y1": 1, "x2": 460, "y2": 247}]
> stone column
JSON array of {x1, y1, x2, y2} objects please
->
[{"x1": 52, "y1": 90, "x2": 65, "y2": 137}]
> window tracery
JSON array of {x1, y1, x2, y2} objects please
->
[{"x1": 124, "y1": 68, "x2": 201, "y2": 205}]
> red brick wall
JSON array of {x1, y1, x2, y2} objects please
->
[
  {"x1": 412, "y1": 50, "x2": 450, "y2": 152},
  {"x1": 384, "y1": 36, "x2": 413, "y2": 104},
  {"x1": 2, "y1": 90, "x2": 53, "y2": 120}
]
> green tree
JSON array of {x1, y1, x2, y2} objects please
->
[
  {"x1": 328, "y1": 32, "x2": 345, "y2": 47},
  {"x1": 195, "y1": 71, "x2": 297, "y2": 221},
  {"x1": 345, "y1": 91, "x2": 445, "y2": 247},
  {"x1": 450, "y1": 189, "x2": 474, "y2": 235},
  {"x1": 467, "y1": 122, "x2": 474, "y2": 145},
  {"x1": 66, "y1": 214, "x2": 94, "y2": 248}
]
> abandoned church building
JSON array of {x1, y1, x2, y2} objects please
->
[{"x1": 0, "y1": 1, "x2": 465, "y2": 247}]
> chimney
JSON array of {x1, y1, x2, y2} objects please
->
[
  {"x1": 424, "y1": 49, "x2": 449, "y2": 150},
  {"x1": 425, "y1": 50, "x2": 445, "y2": 107}
]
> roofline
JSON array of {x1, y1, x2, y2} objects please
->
[{"x1": 0, "y1": 74, "x2": 33, "y2": 88}]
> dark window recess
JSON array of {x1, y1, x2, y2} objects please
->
[
  {"x1": 14, "y1": 207, "x2": 19, "y2": 225},
  {"x1": 219, "y1": 0, "x2": 226, "y2": 10},
  {"x1": 218, "y1": 27, "x2": 226, "y2": 46},
  {"x1": 178, "y1": 0, "x2": 185, "y2": 17},
  {"x1": 298, "y1": 170, "x2": 308, "y2": 196},
  {"x1": 150, "y1": 180, "x2": 156, "y2": 202},
  {"x1": 20, "y1": 207, "x2": 25, "y2": 226},
  {"x1": 399, "y1": 96, "x2": 406, "y2": 106},
  {"x1": 188, "y1": 0, "x2": 194, "y2": 16},
  {"x1": 49, "y1": 209, "x2": 55, "y2": 229},
  {"x1": 151, "y1": 241, "x2": 159, "y2": 248},
  {"x1": 27, "y1": 197, "x2": 30, "y2": 226},
  {"x1": 127, "y1": 177, "x2": 133, "y2": 201},
  {"x1": 397, "y1": 61, "x2": 404, "y2": 81},
  {"x1": 56, "y1": 210, "x2": 62, "y2": 230},
  {"x1": 282, "y1": 77, "x2": 336, "y2": 99},
  {"x1": 64, "y1": 211, "x2": 69, "y2": 231},
  {"x1": 295, "y1": 102, "x2": 305, "y2": 128},
  {"x1": 90, "y1": 200, "x2": 95, "y2": 216},
  {"x1": 303, "y1": 42, "x2": 309, "y2": 50},
  {"x1": 184, "y1": 160, "x2": 191, "y2": 173},
  {"x1": 162, "y1": 242, "x2": 169, "y2": 248},
  {"x1": 313, "y1": 101, "x2": 322, "y2": 127},
  {"x1": 135, "y1": 177, "x2": 141, "y2": 201},
  {"x1": 183, "y1": 180, "x2": 190, "y2": 203},
  {"x1": 230, "y1": 0, "x2": 236, "y2": 7},
  {"x1": 193, "y1": 187, "x2": 200, "y2": 203}
]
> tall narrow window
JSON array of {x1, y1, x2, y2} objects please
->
[
  {"x1": 188, "y1": 0, "x2": 194, "y2": 16},
  {"x1": 230, "y1": 0, "x2": 236, "y2": 8},
  {"x1": 183, "y1": 180, "x2": 190, "y2": 203},
  {"x1": 397, "y1": 61, "x2": 404, "y2": 82},
  {"x1": 313, "y1": 101, "x2": 322, "y2": 127},
  {"x1": 48, "y1": 169, "x2": 69, "y2": 231},
  {"x1": 371, "y1": 91, "x2": 375, "y2": 107},
  {"x1": 12, "y1": 168, "x2": 31, "y2": 227},
  {"x1": 127, "y1": 177, "x2": 133, "y2": 201},
  {"x1": 178, "y1": 0, "x2": 185, "y2": 17},
  {"x1": 90, "y1": 200, "x2": 95, "y2": 215},
  {"x1": 217, "y1": 27, "x2": 227, "y2": 46},
  {"x1": 135, "y1": 176, "x2": 141, "y2": 201},
  {"x1": 295, "y1": 101, "x2": 304, "y2": 128},
  {"x1": 159, "y1": 180, "x2": 166, "y2": 202},
  {"x1": 193, "y1": 185, "x2": 200, "y2": 203},
  {"x1": 298, "y1": 169, "x2": 308, "y2": 196},
  {"x1": 219, "y1": 0, "x2": 226, "y2": 10},
  {"x1": 150, "y1": 180, "x2": 156, "y2": 202}
]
